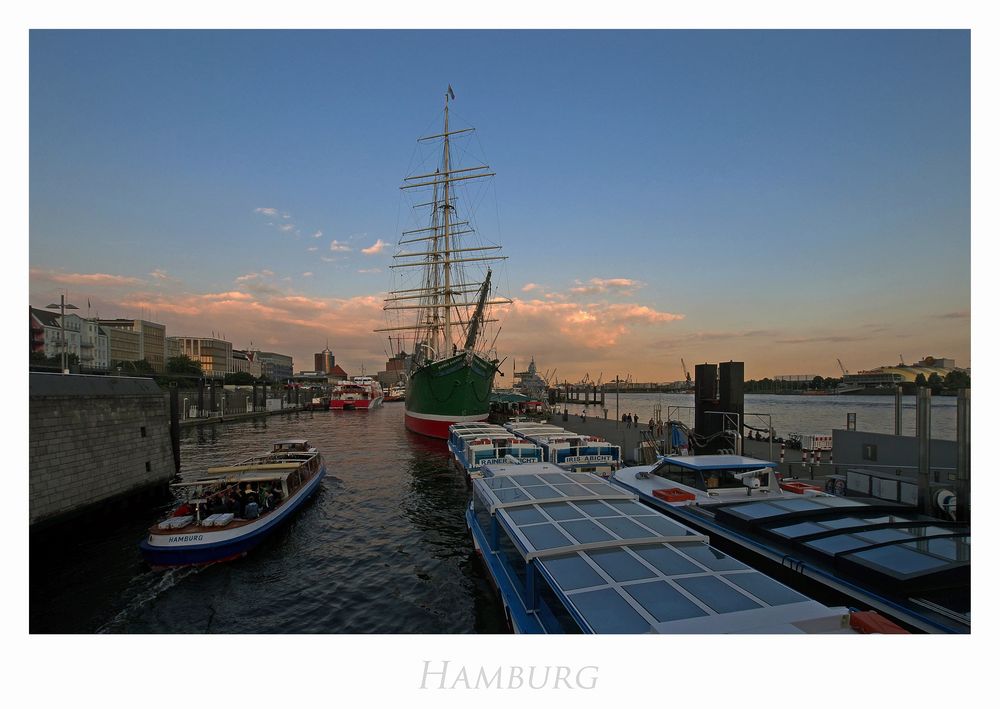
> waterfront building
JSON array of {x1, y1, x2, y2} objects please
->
[
  {"x1": 841, "y1": 356, "x2": 967, "y2": 390},
  {"x1": 166, "y1": 336, "x2": 180, "y2": 362},
  {"x1": 314, "y1": 343, "x2": 335, "y2": 375},
  {"x1": 97, "y1": 319, "x2": 167, "y2": 373},
  {"x1": 330, "y1": 364, "x2": 349, "y2": 381},
  {"x1": 257, "y1": 351, "x2": 294, "y2": 382},
  {"x1": 232, "y1": 349, "x2": 262, "y2": 378},
  {"x1": 377, "y1": 350, "x2": 408, "y2": 387},
  {"x1": 169, "y1": 336, "x2": 233, "y2": 379},
  {"x1": 29, "y1": 307, "x2": 110, "y2": 371},
  {"x1": 105, "y1": 327, "x2": 141, "y2": 369}
]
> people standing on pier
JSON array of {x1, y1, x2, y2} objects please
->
[
  {"x1": 648, "y1": 418, "x2": 655, "y2": 433},
  {"x1": 622, "y1": 412, "x2": 629, "y2": 428}
]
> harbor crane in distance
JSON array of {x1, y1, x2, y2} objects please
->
[
  {"x1": 837, "y1": 358, "x2": 848, "y2": 376},
  {"x1": 681, "y1": 358, "x2": 692, "y2": 385}
]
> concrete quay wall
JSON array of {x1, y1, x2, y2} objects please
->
[{"x1": 30, "y1": 373, "x2": 174, "y2": 528}]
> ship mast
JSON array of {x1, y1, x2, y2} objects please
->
[
  {"x1": 377, "y1": 86, "x2": 511, "y2": 360},
  {"x1": 442, "y1": 86, "x2": 453, "y2": 356}
]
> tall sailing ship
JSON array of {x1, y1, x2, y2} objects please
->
[{"x1": 377, "y1": 87, "x2": 510, "y2": 438}]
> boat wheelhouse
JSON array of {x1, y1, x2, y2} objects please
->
[
  {"x1": 139, "y1": 440, "x2": 326, "y2": 567},
  {"x1": 468, "y1": 461, "x2": 896, "y2": 633},
  {"x1": 611, "y1": 455, "x2": 970, "y2": 633}
]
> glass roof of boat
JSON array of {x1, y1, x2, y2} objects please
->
[
  {"x1": 659, "y1": 455, "x2": 777, "y2": 470},
  {"x1": 714, "y1": 496, "x2": 970, "y2": 582},
  {"x1": 474, "y1": 468, "x2": 827, "y2": 633}
]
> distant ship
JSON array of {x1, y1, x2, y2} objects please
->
[{"x1": 377, "y1": 86, "x2": 510, "y2": 438}]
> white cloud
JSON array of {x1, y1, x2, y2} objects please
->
[
  {"x1": 357, "y1": 268, "x2": 382, "y2": 274},
  {"x1": 329, "y1": 240, "x2": 352, "y2": 252},
  {"x1": 279, "y1": 224, "x2": 295, "y2": 232},
  {"x1": 254, "y1": 207, "x2": 278, "y2": 216},
  {"x1": 313, "y1": 230, "x2": 323, "y2": 239}
]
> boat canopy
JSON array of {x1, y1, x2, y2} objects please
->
[
  {"x1": 473, "y1": 464, "x2": 844, "y2": 633},
  {"x1": 657, "y1": 454, "x2": 778, "y2": 470}
]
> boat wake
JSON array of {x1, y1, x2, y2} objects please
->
[{"x1": 96, "y1": 565, "x2": 207, "y2": 633}]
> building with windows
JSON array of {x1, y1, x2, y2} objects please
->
[
  {"x1": 97, "y1": 319, "x2": 167, "y2": 373},
  {"x1": 168, "y1": 337, "x2": 233, "y2": 379},
  {"x1": 257, "y1": 351, "x2": 294, "y2": 381},
  {"x1": 30, "y1": 307, "x2": 110, "y2": 371},
  {"x1": 233, "y1": 349, "x2": 262, "y2": 378},
  {"x1": 840, "y1": 356, "x2": 966, "y2": 390},
  {"x1": 377, "y1": 350, "x2": 408, "y2": 387},
  {"x1": 314, "y1": 343, "x2": 335, "y2": 375}
]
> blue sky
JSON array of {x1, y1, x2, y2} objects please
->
[{"x1": 28, "y1": 30, "x2": 970, "y2": 379}]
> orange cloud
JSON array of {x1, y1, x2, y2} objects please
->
[
  {"x1": 361, "y1": 239, "x2": 387, "y2": 255},
  {"x1": 31, "y1": 268, "x2": 143, "y2": 287}
]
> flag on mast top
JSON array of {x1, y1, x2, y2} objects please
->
[{"x1": 447, "y1": 84, "x2": 455, "y2": 100}]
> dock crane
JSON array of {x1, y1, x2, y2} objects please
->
[
  {"x1": 681, "y1": 358, "x2": 692, "y2": 386},
  {"x1": 837, "y1": 358, "x2": 848, "y2": 376}
]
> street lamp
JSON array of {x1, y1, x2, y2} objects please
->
[{"x1": 45, "y1": 294, "x2": 79, "y2": 374}]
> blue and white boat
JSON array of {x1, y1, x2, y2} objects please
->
[
  {"x1": 468, "y1": 461, "x2": 900, "y2": 633},
  {"x1": 447, "y1": 423, "x2": 543, "y2": 478},
  {"x1": 140, "y1": 440, "x2": 326, "y2": 567},
  {"x1": 611, "y1": 454, "x2": 970, "y2": 633},
  {"x1": 504, "y1": 422, "x2": 622, "y2": 476}
]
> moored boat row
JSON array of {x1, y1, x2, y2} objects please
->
[
  {"x1": 610, "y1": 454, "x2": 971, "y2": 633},
  {"x1": 467, "y1": 460, "x2": 906, "y2": 633}
]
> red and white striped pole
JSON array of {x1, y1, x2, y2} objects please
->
[
  {"x1": 801, "y1": 449, "x2": 807, "y2": 468},
  {"x1": 780, "y1": 443, "x2": 785, "y2": 464}
]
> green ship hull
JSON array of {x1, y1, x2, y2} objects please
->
[{"x1": 404, "y1": 352, "x2": 497, "y2": 438}]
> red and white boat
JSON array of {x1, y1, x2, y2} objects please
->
[{"x1": 330, "y1": 376, "x2": 384, "y2": 410}]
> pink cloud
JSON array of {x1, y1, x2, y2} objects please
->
[
  {"x1": 361, "y1": 239, "x2": 387, "y2": 255},
  {"x1": 569, "y1": 277, "x2": 644, "y2": 295},
  {"x1": 31, "y1": 268, "x2": 143, "y2": 286}
]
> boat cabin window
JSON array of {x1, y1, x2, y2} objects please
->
[
  {"x1": 651, "y1": 462, "x2": 704, "y2": 490},
  {"x1": 472, "y1": 489, "x2": 492, "y2": 535},
  {"x1": 535, "y1": 573, "x2": 583, "y2": 634},
  {"x1": 651, "y1": 462, "x2": 769, "y2": 491}
]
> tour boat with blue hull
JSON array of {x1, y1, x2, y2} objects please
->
[
  {"x1": 468, "y1": 461, "x2": 906, "y2": 633},
  {"x1": 611, "y1": 455, "x2": 970, "y2": 633},
  {"x1": 140, "y1": 440, "x2": 326, "y2": 567}
]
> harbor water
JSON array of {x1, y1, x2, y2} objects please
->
[
  {"x1": 30, "y1": 404, "x2": 505, "y2": 634},
  {"x1": 563, "y1": 392, "x2": 961, "y2": 441},
  {"x1": 30, "y1": 393, "x2": 958, "y2": 633}
]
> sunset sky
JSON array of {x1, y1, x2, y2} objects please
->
[{"x1": 28, "y1": 29, "x2": 970, "y2": 381}]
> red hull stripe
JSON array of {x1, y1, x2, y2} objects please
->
[{"x1": 405, "y1": 411, "x2": 488, "y2": 439}]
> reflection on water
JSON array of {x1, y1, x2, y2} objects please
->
[{"x1": 30, "y1": 405, "x2": 506, "y2": 633}]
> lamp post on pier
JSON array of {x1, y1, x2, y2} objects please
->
[{"x1": 45, "y1": 294, "x2": 79, "y2": 374}]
